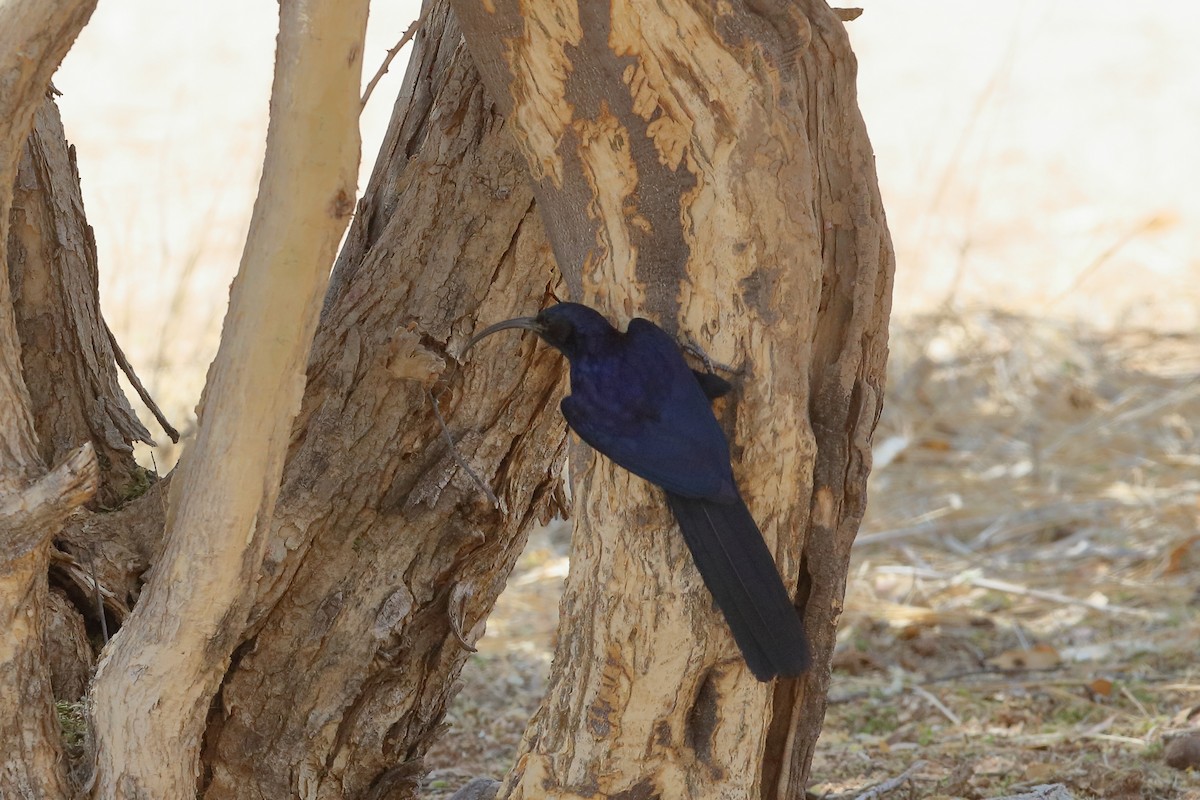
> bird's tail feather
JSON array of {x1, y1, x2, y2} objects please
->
[{"x1": 664, "y1": 491, "x2": 810, "y2": 681}]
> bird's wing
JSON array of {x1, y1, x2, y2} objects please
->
[{"x1": 561, "y1": 319, "x2": 737, "y2": 502}]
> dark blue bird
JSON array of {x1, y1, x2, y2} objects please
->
[{"x1": 466, "y1": 302, "x2": 810, "y2": 681}]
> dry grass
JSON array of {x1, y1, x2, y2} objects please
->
[
  {"x1": 820, "y1": 311, "x2": 1200, "y2": 799},
  {"x1": 426, "y1": 311, "x2": 1200, "y2": 798}
]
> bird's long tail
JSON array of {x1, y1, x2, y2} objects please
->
[{"x1": 664, "y1": 491, "x2": 810, "y2": 681}]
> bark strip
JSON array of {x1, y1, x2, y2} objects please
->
[
  {"x1": 9, "y1": 98, "x2": 154, "y2": 507},
  {"x1": 0, "y1": 0, "x2": 99, "y2": 493}
]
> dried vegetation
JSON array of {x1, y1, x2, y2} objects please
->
[{"x1": 426, "y1": 310, "x2": 1200, "y2": 799}]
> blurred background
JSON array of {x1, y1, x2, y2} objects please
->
[
  {"x1": 54, "y1": 1, "x2": 1200, "y2": 465},
  {"x1": 53, "y1": 2, "x2": 1200, "y2": 795},
  {"x1": 56, "y1": 0, "x2": 423, "y2": 464}
]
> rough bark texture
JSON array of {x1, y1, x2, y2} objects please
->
[
  {"x1": 0, "y1": 2, "x2": 102, "y2": 798},
  {"x1": 43, "y1": 586, "x2": 93, "y2": 701},
  {"x1": 201, "y1": 6, "x2": 569, "y2": 799},
  {"x1": 0, "y1": 445, "x2": 98, "y2": 800},
  {"x1": 766, "y1": 9, "x2": 893, "y2": 792},
  {"x1": 87, "y1": 1, "x2": 370, "y2": 796},
  {"x1": 447, "y1": 1, "x2": 894, "y2": 797},
  {"x1": 9, "y1": 98, "x2": 153, "y2": 508},
  {"x1": 1, "y1": 1, "x2": 890, "y2": 797},
  {"x1": 4, "y1": 97, "x2": 166, "y2": 647},
  {"x1": 51, "y1": 476, "x2": 168, "y2": 632},
  {"x1": 0, "y1": 1, "x2": 98, "y2": 490}
]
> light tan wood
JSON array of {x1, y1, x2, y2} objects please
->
[
  {"x1": 449, "y1": 1, "x2": 895, "y2": 796},
  {"x1": 86, "y1": 1, "x2": 369, "y2": 796}
]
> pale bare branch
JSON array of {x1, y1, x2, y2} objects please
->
[{"x1": 87, "y1": 1, "x2": 370, "y2": 795}]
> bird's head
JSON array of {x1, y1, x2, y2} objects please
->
[{"x1": 463, "y1": 302, "x2": 618, "y2": 360}]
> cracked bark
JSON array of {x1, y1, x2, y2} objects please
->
[
  {"x1": 9, "y1": 99, "x2": 153, "y2": 509},
  {"x1": 449, "y1": 1, "x2": 894, "y2": 796},
  {"x1": 0, "y1": 2, "x2": 102, "y2": 797},
  {"x1": 3, "y1": 1, "x2": 890, "y2": 797},
  {"x1": 201, "y1": 6, "x2": 569, "y2": 798}
]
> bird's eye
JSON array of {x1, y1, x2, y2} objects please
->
[{"x1": 540, "y1": 316, "x2": 573, "y2": 348}]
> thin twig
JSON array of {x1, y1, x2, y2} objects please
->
[
  {"x1": 148, "y1": 453, "x2": 169, "y2": 522},
  {"x1": 1012, "y1": 622, "x2": 1032, "y2": 651},
  {"x1": 856, "y1": 500, "x2": 1116, "y2": 547},
  {"x1": 911, "y1": 684, "x2": 961, "y2": 726},
  {"x1": 850, "y1": 759, "x2": 928, "y2": 800},
  {"x1": 987, "y1": 785, "x2": 1074, "y2": 800},
  {"x1": 427, "y1": 388, "x2": 500, "y2": 510},
  {"x1": 871, "y1": 565, "x2": 1165, "y2": 619},
  {"x1": 1119, "y1": 683, "x2": 1151, "y2": 719},
  {"x1": 87, "y1": 547, "x2": 109, "y2": 644},
  {"x1": 1048, "y1": 214, "x2": 1168, "y2": 306},
  {"x1": 360, "y1": 12, "x2": 425, "y2": 110},
  {"x1": 104, "y1": 319, "x2": 180, "y2": 443}
]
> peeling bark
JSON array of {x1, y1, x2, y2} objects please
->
[
  {"x1": 49, "y1": 474, "x2": 168, "y2": 633},
  {"x1": 765, "y1": 9, "x2": 893, "y2": 793},
  {"x1": 448, "y1": 1, "x2": 894, "y2": 796},
  {"x1": 0, "y1": 1, "x2": 98, "y2": 493},
  {"x1": 43, "y1": 587, "x2": 93, "y2": 701},
  {"x1": 3, "y1": 79, "x2": 165, "y2": 706},
  {"x1": 0, "y1": 444, "x2": 99, "y2": 799}
]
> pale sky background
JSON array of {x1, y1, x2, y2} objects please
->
[{"x1": 52, "y1": 1, "x2": 1200, "y2": 441}]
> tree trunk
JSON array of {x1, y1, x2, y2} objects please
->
[
  {"x1": 0, "y1": 2, "x2": 101, "y2": 797},
  {"x1": 5, "y1": 95, "x2": 174, "y2": 643},
  {"x1": 9, "y1": 99, "x2": 154, "y2": 509},
  {"x1": 448, "y1": 1, "x2": 894, "y2": 796},
  {"x1": 200, "y1": 6, "x2": 570, "y2": 798},
  {"x1": 2, "y1": 4, "x2": 569, "y2": 797}
]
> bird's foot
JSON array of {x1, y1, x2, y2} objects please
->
[{"x1": 682, "y1": 336, "x2": 741, "y2": 376}]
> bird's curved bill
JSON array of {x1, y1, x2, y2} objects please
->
[{"x1": 462, "y1": 316, "x2": 542, "y2": 354}]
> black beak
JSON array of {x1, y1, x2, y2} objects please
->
[{"x1": 462, "y1": 316, "x2": 543, "y2": 355}]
